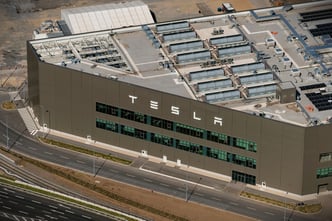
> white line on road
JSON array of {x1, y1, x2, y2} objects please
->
[
  {"x1": 19, "y1": 210, "x2": 28, "y2": 215},
  {"x1": 212, "y1": 197, "x2": 220, "y2": 201},
  {"x1": 247, "y1": 206, "x2": 256, "y2": 211},
  {"x1": 15, "y1": 195, "x2": 24, "y2": 199},
  {"x1": 264, "y1": 211, "x2": 275, "y2": 216},
  {"x1": 32, "y1": 200, "x2": 41, "y2": 204},
  {"x1": 25, "y1": 205, "x2": 35, "y2": 209},
  {"x1": 194, "y1": 192, "x2": 204, "y2": 197},
  {"x1": 51, "y1": 209, "x2": 64, "y2": 215},
  {"x1": 49, "y1": 205, "x2": 58, "y2": 209},
  {"x1": 0, "y1": 194, "x2": 8, "y2": 199},
  {"x1": 65, "y1": 209, "x2": 75, "y2": 214},
  {"x1": 230, "y1": 202, "x2": 239, "y2": 206},
  {"x1": 143, "y1": 178, "x2": 152, "y2": 183},
  {"x1": 0, "y1": 191, "x2": 8, "y2": 195},
  {"x1": 2, "y1": 206, "x2": 11, "y2": 210},
  {"x1": 59, "y1": 215, "x2": 69, "y2": 220},
  {"x1": 42, "y1": 210, "x2": 51, "y2": 214},
  {"x1": 8, "y1": 200, "x2": 18, "y2": 205},
  {"x1": 126, "y1": 173, "x2": 136, "y2": 178},
  {"x1": 58, "y1": 203, "x2": 71, "y2": 209},
  {"x1": 82, "y1": 215, "x2": 91, "y2": 219},
  {"x1": 28, "y1": 146, "x2": 37, "y2": 150},
  {"x1": 4, "y1": 188, "x2": 15, "y2": 193},
  {"x1": 44, "y1": 151, "x2": 53, "y2": 155},
  {"x1": 60, "y1": 155, "x2": 70, "y2": 160},
  {"x1": 45, "y1": 214, "x2": 57, "y2": 220},
  {"x1": 16, "y1": 141, "x2": 22, "y2": 145},
  {"x1": 160, "y1": 183, "x2": 170, "y2": 187},
  {"x1": 76, "y1": 160, "x2": 86, "y2": 164},
  {"x1": 139, "y1": 166, "x2": 214, "y2": 190}
]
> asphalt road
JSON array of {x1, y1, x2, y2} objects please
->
[
  {"x1": 0, "y1": 92, "x2": 321, "y2": 221},
  {"x1": 0, "y1": 183, "x2": 115, "y2": 221}
]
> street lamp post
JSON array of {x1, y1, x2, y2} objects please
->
[{"x1": 6, "y1": 117, "x2": 9, "y2": 150}]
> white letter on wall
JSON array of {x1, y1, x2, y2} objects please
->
[
  {"x1": 214, "y1": 117, "x2": 223, "y2": 126},
  {"x1": 193, "y1": 111, "x2": 201, "y2": 120},
  {"x1": 150, "y1": 100, "x2": 159, "y2": 110},
  {"x1": 129, "y1": 95, "x2": 137, "y2": 104},
  {"x1": 171, "y1": 106, "x2": 180, "y2": 115}
]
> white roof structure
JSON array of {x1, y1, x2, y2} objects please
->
[{"x1": 61, "y1": 0, "x2": 154, "y2": 34}]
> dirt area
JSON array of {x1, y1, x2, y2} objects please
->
[{"x1": 0, "y1": 148, "x2": 255, "y2": 221}]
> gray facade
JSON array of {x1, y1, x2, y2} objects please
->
[{"x1": 27, "y1": 43, "x2": 332, "y2": 195}]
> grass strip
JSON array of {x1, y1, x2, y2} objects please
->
[
  {"x1": 240, "y1": 191, "x2": 322, "y2": 213},
  {"x1": 39, "y1": 137, "x2": 132, "y2": 165}
]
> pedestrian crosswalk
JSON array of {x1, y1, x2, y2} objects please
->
[
  {"x1": 17, "y1": 107, "x2": 40, "y2": 136},
  {"x1": 30, "y1": 130, "x2": 38, "y2": 136}
]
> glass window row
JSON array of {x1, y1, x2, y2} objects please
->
[
  {"x1": 317, "y1": 167, "x2": 332, "y2": 179},
  {"x1": 96, "y1": 118, "x2": 256, "y2": 169},
  {"x1": 96, "y1": 102, "x2": 257, "y2": 152}
]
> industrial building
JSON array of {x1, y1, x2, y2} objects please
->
[{"x1": 27, "y1": 0, "x2": 332, "y2": 196}]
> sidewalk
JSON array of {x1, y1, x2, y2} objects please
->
[{"x1": 44, "y1": 127, "x2": 324, "y2": 205}]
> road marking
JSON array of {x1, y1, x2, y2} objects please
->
[
  {"x1": 25, "y1": 205, "x2": 35, "y2": 209},
  {"x1": 143, "y1": 178, "x2": 152, "y2": 183},
  {"x1": 0, "y1": 194, "x2": 8, "y2": 199},
  {"x1": 110, "y1": 169, "x2": 119, "y2": 173},
  {"x1": 194, "y1": 192, "x2": 204, "y2": 197},
  {"x1": 15, "y1": 195, "x2": 24, "y2": 199},
  {"x1": 16, "y1": 141, "x2": 22, "y2": 146},
  {"x1": 19, "y1": 210, "x2": 28, "y2": 215},
  {"x1": 4, "y1": 188, "x2": 15, "y2": 193},
  {"x1": 230, "y1": 202, "x2": 239, "y2": 206},
  {"x1": 212, "y1": 197, "x2": 221, "y2": 201},
  {"x1": 0, "y1": 191, "x2": 8, "y2": 195},
  {"x1": 59, "y1": 215, "x2": 69, "y2": 220},
  {"x1": 247, "y1": 206, "x2": 256, "y2": 211},
  {"x1": 45, "y1": 214, "x2": 57, "y2": 220},
  {"x1": 44, "y1": 151, "x2": 53, "y2": 155},
  {"x1": 30, "y1": 130, "x2": 38, "y2": 136},
  {"x1": 65, "y1": 210, "x2": 75, "y2": 214},
  {"x1": 160, "y1": 183, "x2": 170, "y2": 187},
  {"x1": 82, "y1": 215, "x2": 91, "y2": 219},
  {"x1": 2, "y1": 206, "x2": 11, "y2": 210},
  {"x1": 32, "y1": 200, "x2": 41, "y2": 204},
  {"x1": 49, "y1": 205, "x2": 58, "y2": 209},
  {"x1": 42, "y1": 210, "x2": 51, "y2": 214},
  {"x1": 8, "y1": 200, "x2": 18, "y2": 205},
  {"x1": 76, "y1": 160, "x2": 86, "y2": 164},
  {"x1": 28, "y1": 146, "x2": 37, "y2": 150},
  {"x1": 51, "y1": 209, "x2": 64, "y2": 215},
  {"x1": 60, "y1": 155, "x2": 70, "y2": 160},
  {"x1": 58, "y1": 203, "x2": 71, "y2": 209},
  {"x1": 264, "y1": 211, "x2": 275, "y2": 216},
  {"x1": 126, "y1": 173, "x2": 136, "y2": 178}
]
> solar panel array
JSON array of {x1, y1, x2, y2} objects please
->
[
  {"x1": 310, "y1": 23, "x2": 332, "y2": 37},
  {"x1": 299, "y1": 9, "x2": 332, "y2": 22},
  {"x1": 299, "y1": 83, "x2": 326, "y2": 91},
  {"x1": 142, "y1": 25, "x2": 160, "y2": 48},
  {"x1": 306, "y1": 92, "x2": 332, "y2": 111}
]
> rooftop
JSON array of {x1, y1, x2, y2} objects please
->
[{"x1": 30, "y1": 0, "x2": 332, "y2": 127}]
